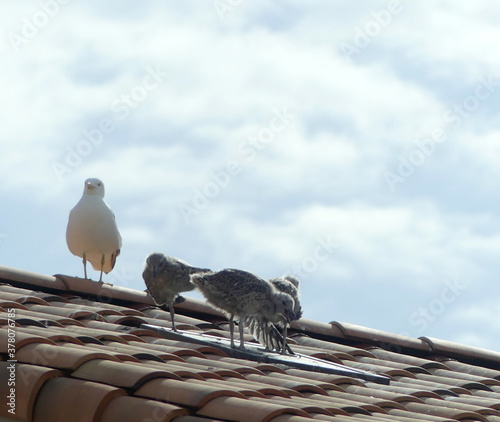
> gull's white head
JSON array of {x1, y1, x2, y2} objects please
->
[{"x1": 83, "y1": 178, "x2": 105, "y2": 197}]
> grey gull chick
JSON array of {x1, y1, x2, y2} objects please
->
[
  {"x1": 191, "y1": 268, "x2": 296, "y2": 350},
  {"x1": 142, "y1": 252, "x2": 211, "y2": 331},
  {"x1": 246, "y1": 275, "x2": 302, "y2": 353}
]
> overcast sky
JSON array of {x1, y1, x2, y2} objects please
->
[{"x1": 1, "y1": 1, "x2": 500, "y2": 352}]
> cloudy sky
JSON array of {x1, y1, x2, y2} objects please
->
[{"x1": 1, "y1": 1, "x2": 500, "y2": 352}]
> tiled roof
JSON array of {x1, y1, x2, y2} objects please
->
[{"x1": 1, "y1": 264, "x2": 500, "y2": 422}]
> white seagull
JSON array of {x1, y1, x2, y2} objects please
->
[{"x1": 66, "y1": 178, "x2": 122, "y2": 282}]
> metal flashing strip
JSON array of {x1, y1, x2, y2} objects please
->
[{"x1": 142, "y1": 324, "x2": 391, "y2": 385}]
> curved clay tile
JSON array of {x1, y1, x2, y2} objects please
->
[
  {"x1": 0, "y1": 362, "x2": 60, "y2": 422},
  {"x1": 197, "y1": 396, "x2": 311, "y2": 422},
  {"x1": 24, "y1": 303, "x2": 96, "y2": 321},
  {"x1": 32, "y1": 378, "x2": 125, "y2": 422},
  {"x1": 100, "y1": 396, "x2": 189, "y2": 422},
  {"x1": 0, "y1": 329, "x2": 56, "y2": 354},
  {"x1": 135, "y1": 377, "x2": 247, "y2": 408},
  {"x1": 14, "y1": 326, "x2": 86, "y2": 345},
  {"x1": 15, "y1": 342, "x2": 120, "y2": 370},
  {"x1": 71, "y1": 359, "x2": 183, "y2": 389}
]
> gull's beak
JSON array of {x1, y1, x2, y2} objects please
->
[
  {"x1": 86, "y1": 182, "x2": 95, "y2": 190},
  {"x1": 284, "y1": 309, "x2": 295, "y2": 323}
]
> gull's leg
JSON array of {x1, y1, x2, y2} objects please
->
[
  {"x1": 229, "y1": 315, "x2": 235, "y2": 348},
  {"x1": 281, "y1": 324, "x2": 288, "y2": 355},
  {"x1": 170, "y1": 300, "x2": 177, "y2": 332},
  {"x1": 99, "y1": 255, "x2": 105, "y2": 282},
  {"x1": 263, "y1": 322, "x2": 270, "y2": 351},
  {"x1": 238, "y1": 318, "x2": 245, "y2": 350},
  {"x1": 82, "y1": 253, "x2": 88, "y2": 279}
]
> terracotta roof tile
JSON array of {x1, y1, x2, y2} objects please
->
[
  {"x1": 101, "y1": 396, "x2": 189, "y2": 422},
  {"x1": 284, "y1": 368, "x2": 364, "y2": 387},
  {"x1": 54, "y1": 274, "x2": 153, "y2": 304},
  {"x1": 364, "y1": 380, "x2": 448, "y2": 400},
  {"x1": 399, "y1": 400, "x2": 490, "y2": 421},
  {"x1": 139, "y1": 359, "x2": 218, "y2": 380},
  {"x1": 291, "y1": 318, "x2": 345, "y2": 338},
  {"x1": 172, "y1": 417, "x2": 227, "y2": 422},
  {"x1": 60, "y1": 325, "x2": 140, "y2": 342},
  {"x1": 442, "y1": 360, "x2": 500, "y2": 381},
  {"x1": 332, "y1": 321, "x2": 429, "y2": 351},
  {"x1": 356, "y1": 355, "x2": 433, "y2": 374},
  {"x1": 0, "y1": 362, "x2": 60, "y2": 421},
  {"x1": 250, "y1": 395, "x2": 345, "y2": 417},
  {"x1": 15, "y1": 342, "x2": 120, "y2": 369},
  {"x1": 185, "y1": 355, "x2": 266, "y2": 375},
  {"x1": 24, "y1": 303, "x2": 98, "y2": 320},
  {"x1": 385, "y1": 408, "x2": 458, "y2": 422},
  {"x1": 79, "y1": 318, "x2": 157, "y2": 337},
  {"x1": 429, "y1": 368, "x2": 500, "y2": 388},
  {"x1": 341, "y1": 383, "x2": 425, "y2": 404},
  {"x1": 0, "y1": 301, "x2": 27, "y2": 313},
  {"x1": 216, "y1": 356, "x2": 286, "y2": 374},
  {"x1": 173, "y1": 296, "x2": 227, "y2": 318},
  {"x1": 392, "y1": 375, "x2": 470, "y2": 395},
  {"x1": 136, "y1": 377, "x2": 247, "y2": 407},
  {"x1": 321, "y1": 389, "x2": 408, "y2": 411},
  {"x1": 341, "y1": 358, "x2": 415, "y2": 379},
  {"x1": 69, "y1": 297, "x2": 147, "y2": 316},
  {"x1": 0, "y1": 327, "x2": 56, "y2": 354},
  {"x1": 197, "y1": 396, "x2": 311, "y2": 422},
  {"x1": 14, "y1": 326, "x2": 86, "y2": 344},
  {"x1": 68, "y1": 342, "x2": 160, "y2": 362},
  {"x1": 422, "y1": 397, "x2": 500, "y2": 417},
  {"x1": 412, "y1": 372, "x2": 491, "y2": 391},
  {"x1": 143, "y1": 307, "x2": 213, "y2": 328},
  {"x1": 128, "y1": 339, "x2": 207, "y2": 358},
  {"x1": 366, "y1": 347, "x2": 450, "y2": 370},
  {"x1": 2, "y1": 266, "x2": 500, "y2": 422},
  {"x1": 247, "y1": 372, "x2": 335, "y2": 394},
  {"x1": 71, "y1": 358, "x2": 183, "y2": 388},
  {"x1": 0, "y1": 265, "x2": 66, "y2": 290},
  {"x1": 47, "y1": 301, "x2": 125, "y2": 317},
  {"x1": 272, "y1": 415, "x2": 337, "y2": 422},
  {"x1": 9, "y1": 307, "x2": 80, "y2": 326},
  {"x1": 147, "y1": 339, "x2": 228, "y2": 356},
  {"x1": 0, "y1": 289, "x2": 49, "y2": 305},
  {"x1": 141, "y1": 316, "x2": 200, "y2": 331},
  {"x1": 32, "y1": 377, "x2": 125, "y2": 422},
  {"x1": 287, "y1": 344, "x2": 345, "y2": 364},
  {"x1": 292, "y1": 334, "x2": 375, "y2": 359},
  {"x1": 421, "y1": 337, "x2": 500, "y2": 364},
  {"x1": 96, "y1": 340, "x2": 185, "y2": 361},
  {"x1": 201, "y1": 378, "x2": 269, "y2": 398}
]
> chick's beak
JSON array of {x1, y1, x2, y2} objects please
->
[{"x1": 285, "y1": 309, "x2": 295, "y2": 323}]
